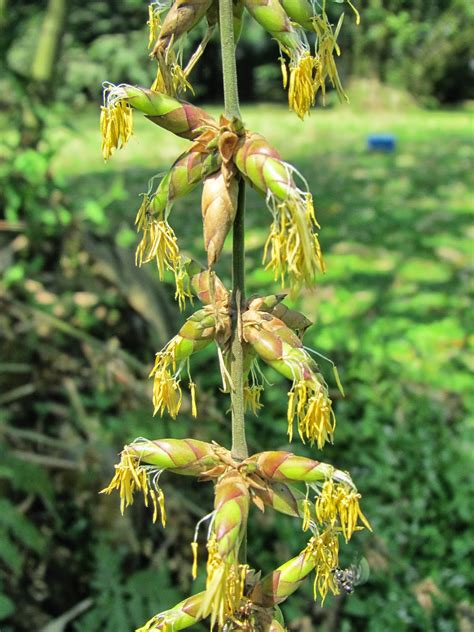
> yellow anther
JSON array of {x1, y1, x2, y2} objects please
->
[{"x1": 191, "y1": 541, "x2": 199, "y2": 580}]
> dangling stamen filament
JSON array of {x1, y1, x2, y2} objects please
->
[
  {"x1": 190, "y1": 510, "x2": 216, "y2": 580},
  {"x1": 303, "y1": 346, "x2": 345, "y2": 396}
]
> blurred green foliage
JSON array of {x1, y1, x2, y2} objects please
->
[
  {"x1": 2, "y1": 0, "x2": 473, "y2": 107},
  {"x1": 1, "y1": 1, "x2": 473, "y2": 631}
]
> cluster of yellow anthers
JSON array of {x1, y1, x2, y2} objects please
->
[
  {"x1": 102, "y1": 439, "x2": 371, "y2": 630},
  {"x1": 202, "y1": 534, "x2": 249, "y2": 628},
  {"x1": 283, "y1": 50, "x2": 317, "y2": 119},
  {"x1": 150, "y1": 338, "x2": 185, "y2": 418},
  {"x1": 135, "y1": 197, "x2": 179, "y2": 275},
  {"x1": 263, "y1": 187, "x2": 325, "y2": 288},
  {"x1": 305, "y1": 529, "x2": 340, "y2": 603},
  {"x1": 145, "y1": 0, "x2": 360, "y2": 118},
  {"x1": 316, "y1": 479, "x2": 372, "y2": 543},
  {"x1": 287, "y1": 379, "x2": 335, "y2": 448},
  {"x1": 101, "y1": 446, "x2": 166, "y2": 527},
  {"x1": 148, "y1": 282, "x2": 229, "y2": 419},
  {"x1": 100, "y1": 91, "x2": 133, "y2": 161}
]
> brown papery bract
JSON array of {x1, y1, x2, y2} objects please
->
[{"x1": 202, "y1": 170, "x2": 239, "y2": 266}]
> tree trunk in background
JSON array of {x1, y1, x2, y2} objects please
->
[
  {"x1": 32, "y1": 0, "x2": 67, "y2": 85},
  {"x1": 21, "y1": 0, "x2": 67, "y2": 147}
]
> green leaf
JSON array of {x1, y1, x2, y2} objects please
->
[
  {"x1": 0, "y1": 533, "x2": 21, "y2": 573},
  {"x1": 0, "y1": 593, "x2": 15, "y2": 620}
]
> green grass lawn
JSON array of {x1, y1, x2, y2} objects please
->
[{"x1": 13, "y1": 98, "x2": 472, "y2": 630}]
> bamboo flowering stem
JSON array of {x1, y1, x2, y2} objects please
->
[
  {"x1": 99, "y1": 3, "x2": 371, "y2": 628},
  {"x1": 219, "y1": 0, "x2": 248, "y2": 461}
]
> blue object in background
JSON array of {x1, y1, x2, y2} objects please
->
[{"x1": 367, "y1": 134, "x2": 396, "y2": 152}]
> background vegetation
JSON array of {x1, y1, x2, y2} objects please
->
[{"x1": 0, "y1": 1, "x2": 473, "y2": 630}]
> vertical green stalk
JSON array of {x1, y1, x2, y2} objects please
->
[
  {"x1": 219, "y1": 0, "x2": 241, "y2": 120},
  {"x1": 230, "y1": 183, "x2": 247, "y2": 461},
  {"x1": 218, "y1": 0, "x2": 247, "y2": 461}
]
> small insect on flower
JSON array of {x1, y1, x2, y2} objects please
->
[
  {"x1": 250, "y1": 530, "x2": 342, "y2": 607},
  {"x1": 222, "y1": 599, "x2": 273, "y2": 631},
  {"x1": 332, "y1": 556, "x2": 370, "y2": 594}
]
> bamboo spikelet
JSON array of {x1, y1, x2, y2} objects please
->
[
  {"x1": 243, "y1": 0, "x2": 317, "y2": 117},
  {"x1": 243, "y1": 309, "x2": 335, "y2": 447},
  {"x1": 250, "y1": 536, "x2": 331, "y2": 606},
  {"x1": 137, "y1": 150, "x2": 220, "y2": 235},
  {"x1": 268, "y1": 302, "x2": 312, "y2": 339},
  {"x1": 250, "y1": 450, "x2": 335, "y2": 483},
  {"x1": 137, "y1": 591, "x2": 205, "y2": 631},
  {"x1": 128, "y1": 438, "x2": 221, "y2": 473},
  {"x1": 100, "y1": 439, "x2": 223, "y2": 526},
  {"x1": 235, "y1": 132, "x2": 325, "y2": 290},
  {"x1": 246, "y1": 294, "x2": 311, "y2": 338},
  {"x1": 199, "y1": 472, "x2": 250, "y2": 629},
  {"x1": 252, "y1": 450, "x2": 371, "y2": 542},
  {"x1": 150, "y1": 0, "x2": 213, "y2": 57},
  {"x1": 150, "y1": 307, "x2": 222, "y2": 417},
  {"x1": 100, "y1": 83, "x2": 216, "y2": 159},
  {"x1": 135, "y1": 148, "x2": 220, "y2": 308},
  {"x1": 135, "y1": 149, "x2": 220, "y2": 267},
  {"x1": 150, "y1": 0, "x2": 214, "y2": 95},
  {"x1": 251, "y1": 531, "x2": 341, "y2": 606}
]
